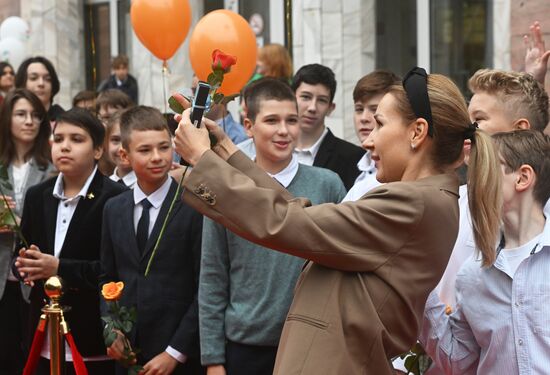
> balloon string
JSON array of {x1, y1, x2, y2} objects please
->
[
  {"x1": 88, "y1": 6, "x2": 97, "y2": 91},
  {"x1": 285, "y1": 0, "x2": 293, "y2": 59},
  {"x1": 162, "y1": 60, "x2": 168, "y2": 113}
]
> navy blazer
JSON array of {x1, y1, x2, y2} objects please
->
[
  {"x1": 20, "y1": 170, "x2": 126, "y2": 356},
  {"x1": 100, "y1": 179, "x2": 203, "y2": 369},
  {"x1": 314, "y1": 129, "x2": 364, "y2": 191}
]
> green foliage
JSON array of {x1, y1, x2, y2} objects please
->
[
  {"x1": 102, "y1": 300, "x2": 143, "y2": 373},
  {"x1": 0, "y1": 163, "x2": 28, "y2": 247},
  {"x1": 221, "y1": 93, "x2": 239, "y2": 105},
  {"x1": 398, "y1": 342, "x2": 433, "y2": 375},
  {"x1": 168, "y1": 96, "x2": 186, "y2": 115},
  {"x1": 0, "y1": 164, "x2": 12, "y2": 191},
  {"x1": 212, "y1": 92, "x2": 224, "y2": 104}
]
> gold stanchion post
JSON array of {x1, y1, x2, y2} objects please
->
[{"x1": 42, "y1": 276, "x2": 66, "y2": 375}]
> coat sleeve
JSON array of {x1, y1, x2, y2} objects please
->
[
  {"x1": 98, "y1": 200, "x2": 118, "y2": 316},
  {"x1": 182, "y1": 150, "x2": 424, "y2": 272},
  {"x1": 196, "y1": 216, "x2": 230, "y2": 365}
]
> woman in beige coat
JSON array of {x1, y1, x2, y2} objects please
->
[{"x1": 173, "y1": 70, "x2": 502, "y2": 375}]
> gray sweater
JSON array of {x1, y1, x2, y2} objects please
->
[{"x1": 199, "y1": 164, "x2": 346, "y2": 365}]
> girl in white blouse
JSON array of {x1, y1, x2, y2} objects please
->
[{"x1": 0, "y1": 88, "x2": 55, "y2": 374}]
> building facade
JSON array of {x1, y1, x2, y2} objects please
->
[{"x1": 2, "y1": 0, "x2": 548, "y2": 143}]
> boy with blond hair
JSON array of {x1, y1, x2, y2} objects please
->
[{"x1": 468, "y1": 69, "x2": 548, "y2": 134}]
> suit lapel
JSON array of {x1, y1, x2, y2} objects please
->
[
  {"x1": 59, "y1": 171, "x2": 103, "y2": 257},
  {"x1": 25, "y1": 161, "x2": 50, "y2": 192},
  {"x1": 42, "y1": 186, "x2": 58, "y2": 255},
  {"x1": 313, "y1": 129, "x2": 335, "y2": 168},
  {"x1": 122, "y1": 193, "x2": 141, "y2": 263},
  {"x1": 140, "y1": 181, "x2": 182, "y2": 262}
]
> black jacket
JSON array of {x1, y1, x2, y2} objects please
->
[
  {"x1": 98, "y1": 74, "x2": 139, "y2": 104},
  {"x1": 314, "y1": 129, "x2": 364, "y2": 191},
  {"x1": 21, "y1": 171, "x2": 126, "y2": 356},
  {"x1": 100, "y1": 180, "x2": 203, "y2": 373}
]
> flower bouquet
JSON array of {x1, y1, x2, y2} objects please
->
[
  {"x1": 0, "y1": 163, "x2": 27, "y2": 248},
  {"x1": 101, "y1": 281, "x2": 143, "y2": 375},
  {"x1": 168, "y1": 49, "x2": 238, "y2": 114}
]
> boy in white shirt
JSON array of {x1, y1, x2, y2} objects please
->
[{"x1": 421, "y1": 130, "x2": 550, "y2": 374}]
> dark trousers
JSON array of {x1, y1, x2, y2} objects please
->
[
  {"x1": 36, "y1": 357, "x2": 114, "y2": 375},
  {"x1": 0, "y1": 281, "x2": 26, "y2": 375},
  {"x1": 225, "y1": 341, "x2": 278, "y2": 375}
]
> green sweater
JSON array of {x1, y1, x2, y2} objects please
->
[{"x1": 199, "y1": 164, "x2": 346, "y2": 365}]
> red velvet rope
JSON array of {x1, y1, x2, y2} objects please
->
[
  {"x1": 22, "y1": 324, "x2": 89, "y2": 375},
  {"x1": 22, "y1": 322, "x2": 45, "y2": 375},
  {"x1": 65, "y1": 332, "x2": 88, "y2": 375}
]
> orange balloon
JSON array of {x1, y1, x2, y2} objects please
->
[
  {"x1": 131, "y1": 0, "x2": 191, "y2": 61},
  {"x1": 189, "y1": 10, "x2": 257, "y2": 95}
]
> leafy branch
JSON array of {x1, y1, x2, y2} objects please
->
[
  {"x1": 398, "y1": 342, "x2": 433, "y2": 375},
  {"x1": 0, "y1": 163, "x2": 28, "y2": 248},
  {"x1": 102, "y1": 300, "x2": 143, "y2": 374}
]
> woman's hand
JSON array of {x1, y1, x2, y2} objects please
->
[{"x1": 174, "y1": 109, "x2": 212, "y2": 166}]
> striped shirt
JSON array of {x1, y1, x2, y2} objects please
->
[{"x1": 420, "y1": 216, "x2": 550, "y2": 374}]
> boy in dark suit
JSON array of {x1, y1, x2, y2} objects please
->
[
  {"x1": 15, "y1": 108, "x2": 127, "y2": 375},
  {"x1": 100, "y1": 106, "x2": 203, "y2": 375},
  {"x1": 292, "y1": 64, "x2": 364, "y2": 190}
]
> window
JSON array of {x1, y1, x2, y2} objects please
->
[
  {"x1": 376, "y1": 0, "x2": 417, "y2": 77},
  {"x1": 83, "y1": 0, "x2": 130, "y2": 90},
  {"x1": 430, "y1": 0, "x2": 491, "y2": 94}
]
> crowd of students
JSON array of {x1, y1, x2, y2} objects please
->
[{"x1": 0, "y1": 32, "x2": 548, "y2": 375}]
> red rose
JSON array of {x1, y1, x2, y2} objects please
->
[{"x1": 211, "y1": 49, "x2": 237, "y2": 73}]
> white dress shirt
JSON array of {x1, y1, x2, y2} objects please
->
[
  {"x1": 52, "y1": 166, "x2": 98, "y2": 258},
  {"x1": 266, "y1": 155, "x2": 299, "y2": 188},
  {"x1": 341, "y1": 152, "x2": 379, "y2": 202},
  {"x1": 396, "y1": 191, "x2": 550, "y2": 375},
  {"x1": 421, "y1": 216, "x2": 550, "y2": 375},
  {"x1": 133, "y1": 176, "x2": 187, "y2": 363},
  {"x1": 294, "y1": 127, "x2": 328, "y2": 166},
  {"x1": 109, "y1": 168, "x2": 137, "y2": 189}
]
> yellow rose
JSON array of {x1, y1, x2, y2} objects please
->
[{"x1": 102, "y1": 281, "x2": 124, "y2": 301}]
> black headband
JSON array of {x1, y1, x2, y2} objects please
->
[
  {"x1": 464, "y1": 122, "x2": 478, "y2": 141},
  {"x1": 402, "y1": 67, "x2": 434, "y2": 137}
]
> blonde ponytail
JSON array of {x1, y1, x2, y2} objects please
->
[{"x1": 467, "y1": 130, "x2": 502, "y2": 266}]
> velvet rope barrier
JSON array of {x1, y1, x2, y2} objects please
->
[
  {"x1": 23, "y1": 277, "x2": 88, "y2": 375},
  {"x1": 65, "y1": 332, "x2": 88, "y2": 375},
  {"x1": 22, "y1": 316, "x2": 46, "y2": 375},
  {"x1": 22, "y1": 325, "x2": 89, "y2": 375}
]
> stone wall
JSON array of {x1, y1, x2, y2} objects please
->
[
  {"x1": 292, "y1": 0, "x2": 375, "y2": 143},
  {"x1": 20, "y1": 0, "x2": 85, "y2": 110},
  {"x1": 510, "y1": 0, "x2": 550, "y2": 93}
]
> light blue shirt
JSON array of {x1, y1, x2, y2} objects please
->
[
  {"x1": 237, "y1": 138, "x2": 256, "y2": 159},
  {"x1": 420, "y1": 215, "x2": 550, "y2": 375},
  {"x1": 217, "y1": 113, "x2": 248, "y2": 144}
]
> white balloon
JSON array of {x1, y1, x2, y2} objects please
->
[
  {"x1": 0, "y1": 37, "x2": 26, "y2": 69},
  {"x1": 0, "y1": 16, "x2": 29, "y2": 42}
]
